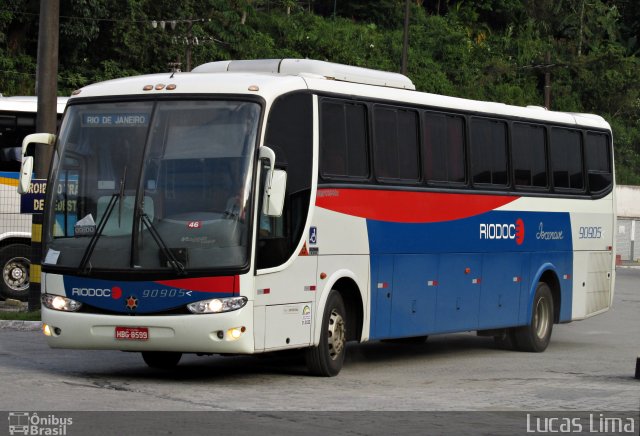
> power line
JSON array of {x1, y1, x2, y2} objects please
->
[{"x1": 0, "y1": 9, "x2": 220, "y2": 25}]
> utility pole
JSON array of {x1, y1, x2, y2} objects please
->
[
  {"x1": 35, "y1": 0, "x2": 60, "y2": 163},
  {"x1": 152, "y1": 19, "x2": 212, "y2": 72},
  {"x1": 185, "y1": 21, "x2": 194, "y2": 72},
  {"x1": 29, "y1": 0, "x2": 60, "y2": 311},
  {"x1": 544, "y1": 51, "x2": 551, "y2": 110},
  {"x1": 401, "y1": 0, "x2": 410, "y2": 75}
]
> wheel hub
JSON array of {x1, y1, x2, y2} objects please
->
[
  {"x1": 327, "y1": 309, "x2": 346, "y2": 360},
  {"x1": 534, "y1": 296, "x2": 550, "y2": 339},
  {"x1": 3, "y1": 257, "x2": 29, "y2": 292}
]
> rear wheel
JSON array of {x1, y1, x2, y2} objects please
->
[
  {"x1": 142, "y1": 351, "x2": 182, "y2": 369},
  {"x1": 306, "y1": 290, "x2": 347, "y2": 376},
  {"x1": 493, "y1": 329, "x2": 517, "y2": 350},
  {"x1": 513, "y1": 282, "x2": 554, "y2": 352},
  {"x1": 0, "y1": 244, "x2": 31, "y2": 301}
]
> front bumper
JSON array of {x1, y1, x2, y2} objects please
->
[{"x1": 41, "y1": 301, "x2": 255, "y2": 354}]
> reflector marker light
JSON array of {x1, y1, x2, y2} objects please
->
[
  {"x1": 304, "y1": 285, "x2": 316, "y2": 292},
  {"x1": 155, "y1": 84, "x2": 165, "y2": 90},
  {"x1": 472, "y1": 278, "x2": 482, "y2": 284},
  {"x1": 166, "y1": 84, "x2": 177, "y2": 90},
  {"x1": 563, "y1": 274, "x2": 571, "y2": 280},
  {"x1": 143, "y1": 85, "x2": 153, "y2": 91},
  {"x1": 377, "y1": 282, "x2": 389, "y2": 289},
  {"x1": 427, "y1": 280, "x2": 438, "y2": 287},
  {"x1": 257, "y1": 288, "x2": 270, "y2": 295},
  {"x1": 513, "y1": 276, "x2": 522, "y2": 283}
]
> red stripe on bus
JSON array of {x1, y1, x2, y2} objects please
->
[
  {"x1": 155, "y1": 276, "x2": 238, "y2": 293},
  {"x1": 316, "y1": 188, "x2": 519, "y2": 223}
]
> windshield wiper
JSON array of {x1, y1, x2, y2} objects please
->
[
  {"x1": 139, "y1": 212, "x2": 186, "y2": 275},
  {"x1": 78, "y1": 166, "x2": 127, "y2": 273},
  {"x1": 78, "y1": 193, "x2": 119, "y2": 273},
  {"x1": 118, "y1": 166, "x2": 127, "y2": 227}
]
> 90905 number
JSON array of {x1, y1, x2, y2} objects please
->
[
  {"x1": 579, "y1": 226, "x2": 602, "y2": 239},
  {"x1": 142, "y1": 289, "x2": 187, "y2": 298}
]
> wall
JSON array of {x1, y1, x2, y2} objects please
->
[{"x1": 616, "y1": 185, "x2": 640, "y2": 261}]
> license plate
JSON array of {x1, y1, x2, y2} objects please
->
[{"x1": 115, "y1": 326, "x2": 149, "y2": 341}]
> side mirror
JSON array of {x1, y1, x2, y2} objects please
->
[
  {"x1": 259, "y1": 146, "x2": 287, "y2": 217},
  {"x1": 18, "y1": 133, "x2": 55, "y2": 194},
  {"x1": 262, "y1": 169, "x2": 287, "y2": 217}
]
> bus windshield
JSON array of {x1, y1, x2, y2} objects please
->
[{"x1": 44, "y1": 99, "x2": 261, "y2": 273}]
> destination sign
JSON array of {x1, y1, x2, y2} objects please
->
[
  {"x1": 81, "y1": 113, "x2": 150, "y2": 127},
  {"x1": 20, "y1": 179, "x2": 47, "y2": 214}
]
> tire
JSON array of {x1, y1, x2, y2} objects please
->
[
  {"x1": 513, "y1": 282, "x2": 554, "y2": 352},
  {"x1": 493, "y1": 329, "x2": 517, "y2": 350},
  {"x1": 306, "y1": 290, "x2": 347, "y2": 377},
  {"x1": 142, "y1": 351, "x2": 182, "y2": 369},
  {"x1": 0, "y1": 243, "x2": 31, "y2": 301}
]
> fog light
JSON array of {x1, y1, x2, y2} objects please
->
[
  {"x1": 227, "y1": 326, "x2": 246, "y2": 341},
  {"x1": 42, "y1": 323, "x2": 52, "y2": 336}
]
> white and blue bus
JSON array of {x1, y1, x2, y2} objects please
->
[
  {"x1": 0, "y1": 96, "x2": 67, "y2": 300},
  {"x1": 21, "y1": 59, "x2": 615, "y2": 375}
]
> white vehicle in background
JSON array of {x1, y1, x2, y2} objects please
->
[{"x1": 0, "y1": 95, "x2": 67, "y2": 300}]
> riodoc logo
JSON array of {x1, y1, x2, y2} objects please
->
[
  {"x1": 71, "y1": 286, "x2": 123, "y2": 300},
  {"x1": 479, "y1": 218, "x2": 525, "y2": 245}
]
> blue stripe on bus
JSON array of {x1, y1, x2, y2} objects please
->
[
  {"x1": 0, "y1": 171, "x2": 19, "y2": 180},
  {"x1": 367, "y1": 210, "x2": 573, "y2": 339},
  {"x1": 62, "y1": 276, "x2": 234, "y2": 314}
]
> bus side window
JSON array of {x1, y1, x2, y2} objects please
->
[
  {"x1": 470, "y1": 118, "x2": 508, "y2": 187},
  {"x1": 0, "y1": 114, "x2": 35, "y2": 171},
  {"x1": 319, "y1": 99, "x2": 369, "y2": 180},
  {"x1": 585, "y1": 132, "x2": 612, "y2": 194},
  {"x1": 423, "y1": 112, "x2": 465, "y2": 185},
  {"x1": 550, "y1": 128, "x2": 583, "y2": 191},
  {"x1": 512, "y1": 123, "x2": 547, "y2": 189}
]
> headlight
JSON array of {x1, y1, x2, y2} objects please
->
[
  {"x1": 187, "y1": 296, "x2": 247, "y2": 314},
  {"x1": 41, "y1": 294, "x2": 82, "y2": 312}
]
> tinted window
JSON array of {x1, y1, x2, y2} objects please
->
[
  {"x1": 512, "y1": 123, "x2": 547, "y2": 188},
  {"x1": 0, "y1": 112, "x2": 36, "y2": 171},
  {"x1": 373, "y1": 106, "x2": 419, "y2": 182},
  {"x1": 423, "y1": 112, "x2": 465, "y2": 184},
  {"x1": 259, "y1": 93, "x2": 313, "y2": 269},
  {"x1": 320, "y1": 100, "x2": 369, "y2": 179},
  {"x1": 550, "y1": 128, "x2": 583, "y2": 190},
  {"x1": 585, "y1": 132, "x2": 612, "y2": 193},
  {"x1": 470, "y1": 118, "x2": 508, "y2": 186}
]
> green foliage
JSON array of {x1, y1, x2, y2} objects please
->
[{"x1": 0, "y1": 0, "x2": 639, "y2": 183}]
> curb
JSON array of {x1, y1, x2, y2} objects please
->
[{"x1": 0, "y1": 320, "x2": 42, "y2": 331}]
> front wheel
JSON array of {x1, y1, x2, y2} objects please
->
[
  {"x1": 306, "y1": 290, "x2": 347, "y2": 376},
  {"x1": 142, "y1": 351, "x2": 182, "y2": 369},
  {"x1": 0, "y1": 244, "x2": 31, "y2": 301},
  {"x1": 513, "y1": 282, "x2": 554, "y2": 352}
]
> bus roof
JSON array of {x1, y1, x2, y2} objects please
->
[
  {"x1": 0, "y1": 96, "x2": 69, "y2": 114},
  {"x1": 69, "y1": 58, "x2": 610, "y2": 130}
]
